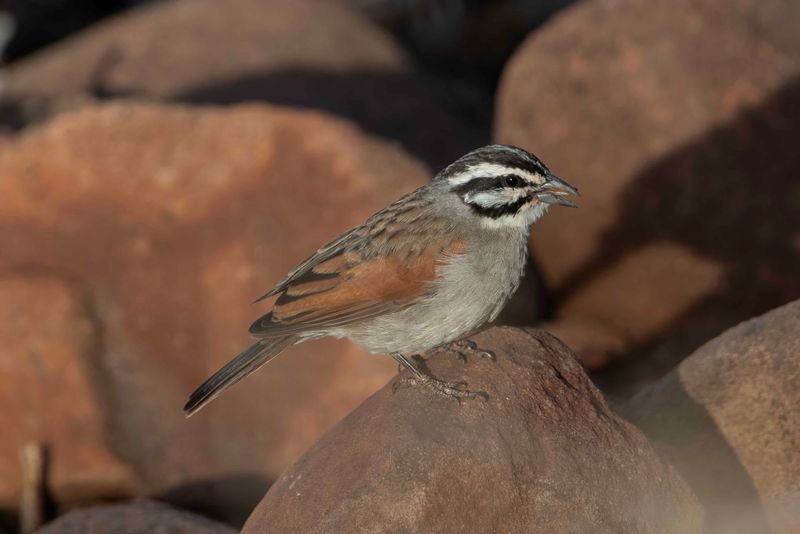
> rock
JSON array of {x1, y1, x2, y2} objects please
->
[
  {"x1": 623, "y1": 299, "x2": 800, "y2": 534},
  {"x1": 244, "y1": 327, "x2": 702, "y2": 533},
  {"x1": 0, "y1": 273, "x2": 138, "y2": 512},
  {"x1": 496, "y1": 0, "x2": 800, "y2": 378},
  {"x1": 0, "y1": 101, "x2": 428, "y2": 524},
  {"x1": 556, "y1": 242, "x2": 724, "y2": 384},
  {"x1": 37, "y1": 500, "x2": 236, "y2": 534},
  {"x1": 1, "y1": 0, "x2": 482, "y2": 168}
]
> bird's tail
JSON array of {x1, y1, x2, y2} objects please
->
[{"x1": 184, "y1": 336, "x2": 297, "y2": 417}]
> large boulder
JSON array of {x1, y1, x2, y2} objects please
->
[
  {"x1": 244, "y1": 327, "x2": 702, "y2": 533},
  {"x1": 0, "y1": 0, "x2": 481, "y2": 168},
  {"x1": 624, "y1": 299, "x2": 800, "y2": 534},
  {"x1": 496, "y1": 0, "x2": 800, "y2": 379},
  {"x1": 37, "y1": 500, "x2": 235, "y2": 534},
  {"x1": 0, "y1": 101, "x2": 429, "y2": 523}
]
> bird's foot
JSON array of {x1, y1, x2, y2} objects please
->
[
  {"x1": 392, "y1": 373, "x2": 488, "y2": 402},
  {"x1": 445, "y1": 339, "x2": 496, "y2": 362}
]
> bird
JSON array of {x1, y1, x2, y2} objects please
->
[{"x1": 184, "y1": 144, "x2": 577, "y2": 416}]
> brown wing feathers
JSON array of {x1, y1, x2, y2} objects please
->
[
  {"x1": 249, "y1": 189, "x2": 464, "y2": 337},
  {"x1": 249, "y1": 241, "x2": 464, "y2": 337}
]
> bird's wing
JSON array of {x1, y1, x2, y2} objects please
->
[
  {"x1": 252, "y1": 227, "x2": 361, "y2": 303},
  {"x1": 249, "y1": 236, "x2": 465, "y2": 338},
  {"x1": 253, "y1": 185, "x2": 435, "y2": 304}
]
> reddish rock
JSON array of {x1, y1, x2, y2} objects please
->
[
  {"x1": 496, "y1": 0, "x2": 800, "y2": 376},
  {"x1": 0, "y1": 273, "x2": 138, "y2": 512},
  {"x1": 4, "y1": 0, "x2": 403, "y2": 97},
  {"x1": 244, "y1": 327, "x2": 702, "y2": 533},
  {"x1": 1, "y1": 0, "x2": 481, "y2": 168},
  {"x1": 37, "y1": 500, "x2": 235, "y2": 534},
  {"x1": 0, "y1": 102, "x2": 428, "y2": 522},
  {"x1": 624, "y1": 299, "x2": 800, "y2": 534}
]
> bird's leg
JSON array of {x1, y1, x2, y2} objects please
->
[
  {"x1": 390, "y1": 353, "x2": 488, "y2": 401},
  {"x1": 445, "y1": 339, "x2": 496, "y2": 362}
]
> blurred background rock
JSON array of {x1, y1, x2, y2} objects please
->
[
  {"x1": 0, "y1": 1, "x2": 145, "y2": 62},
  {"x1": 496, "y1": 0, "x2": 800, "y2": 396},
  {"x1": 0, "y1": 0, "x2": 797, "y2": 531}
]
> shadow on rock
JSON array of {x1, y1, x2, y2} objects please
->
[
  {"x1": 174, "y1": 69, "x2": 485, "y2": 170},
  {"x1": 566, "y1": 77, "x2": 800, "y2": 392},
  {"x1": 0, "y1": 0, "x2": 489, "y2": 170},
  {"x1": 157, "y1": 473, "x2": 271, "y2": 529},
  {"x1": 36, "y1": 499, "x2": 236, "y2": 534}
]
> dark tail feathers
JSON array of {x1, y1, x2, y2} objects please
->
[{"x1": 184, "y1": 336, "x2": 297, "y2": 417}]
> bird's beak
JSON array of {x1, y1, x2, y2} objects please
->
[{"x1": 536, "y1": 172, "x2": 579, "y2": 208}]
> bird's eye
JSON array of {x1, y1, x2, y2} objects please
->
[{"x1": 500, "y1": 175, "x2": 519, "y2": 188}]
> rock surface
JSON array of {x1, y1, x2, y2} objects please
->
[
  {"x1": 244, "y1": 327, "x2": 702, "y2": 533},
  {"x1": 0, "y1": 273, "x2": 138, "y2": 512},
  {"x1": 496, "y1": 0, "x2": 800, "y2": 377},
  {"x1": 37, "y1": 500, "x2": 236, "y2": 534},
  {"x1": 0, "y1": 101, "x2": 428, "y2": 523},
  {"x1": 624, "y1": 299, "x2": 800, "y2": 534},
  {"x1": 1, "y1": 0, "x2": 481, "y2": 168}
]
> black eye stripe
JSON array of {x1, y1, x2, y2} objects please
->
[{"x1": 452, "y1": 174, "x2": 527, "y2": 196}]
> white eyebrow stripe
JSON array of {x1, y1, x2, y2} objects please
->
[{"x1": 447, "y1": 163, "x2": 532, "y2": 186}]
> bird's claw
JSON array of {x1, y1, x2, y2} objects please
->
[
  {"x1": 446, "y1": 339, "x2": 496, "y2": 362},
  {"x1": 392, "y1": 374, "x2": 488, "y2": 401}
]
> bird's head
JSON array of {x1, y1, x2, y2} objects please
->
[{"x1": 435, "y1": 144, "x2": 578, "y2": 230}]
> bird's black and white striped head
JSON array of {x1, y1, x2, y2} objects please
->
[{"x1": 436, "y1": 145, "x2": 578, "y2": 229}]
